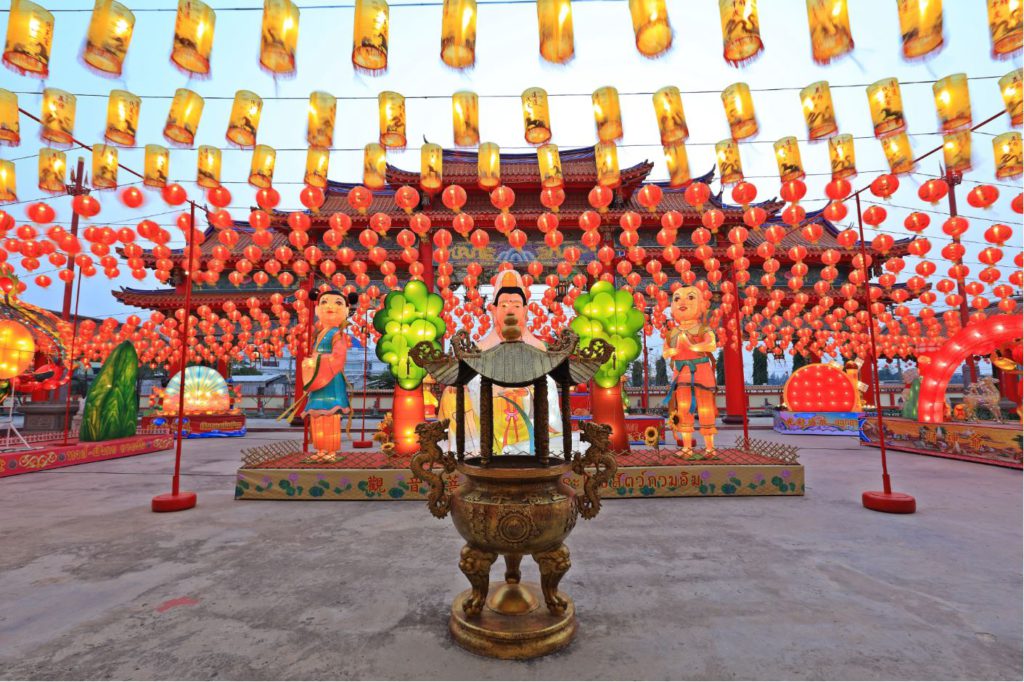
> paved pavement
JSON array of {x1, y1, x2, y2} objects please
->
[{"x1": 0, "y1": 430, "x2": 1020, "y2": 680}]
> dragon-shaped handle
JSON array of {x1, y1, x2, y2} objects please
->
[
  {"x1": 572, "y1": 421, "x2": 618, "y2": 520},
  {"x1": 410, "y1": 419, "x2": 456, "y2": 519}
]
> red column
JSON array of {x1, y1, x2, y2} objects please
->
[
  {"x1": 722, "y1": 320, "x2": 745, "y2": 424},
  {"x1": 996, "y1": 367, "x2": 1020, "y2": 402},
  {"x1": 216, "y1": 357, "x2": 229, "y2": 379},
  {"x1": 292, "y1": 278, "x2": 314, "y2": 414},
  {"x1": 859, "y1": 356, "x2": 875, "y2": 409},
  {"x1": 30, "y1": 352, "x2": 49, "y2": 402},
  {"x1": 419, "y1": 235, "x2": 434, "y2": 292}
]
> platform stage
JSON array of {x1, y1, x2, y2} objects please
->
[
  {"x1": 235, "y1": 438, "x2": 804, "y2": 501},
  {"x1": 0, "y1": 430, "x2": 174, "y2": 478},
  {"x1": 773, "y1": 410, "x2": 864, "y2": 436},
  {"x1": 141, "y1": 414, "x2": 246, "y2": 438},
  {"x1": 860, "y1": 416, "x2": 1022, "y2": 469}
]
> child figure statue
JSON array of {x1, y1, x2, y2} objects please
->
[{"x1": 663, "y1": 285, "x2": 718, "y2": 457}]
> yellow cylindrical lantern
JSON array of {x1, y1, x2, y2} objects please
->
[
  {"x1": 867, "y1": 78, "x2": 905, "y2": 138},
  {"x1": 828, "y1": 133, "x2": 856, "y2": 179},
  {"x1": 592, "y1": 86, "x2": 623, "y2": 143},
  {"x1": 352, "y1": 0, "x2": 389, "y2": 73},
  {"x1": 478, "y1": 141, "x2": 500, "y2": 190},
  {"x1": 999, "y1": 68, "x2": 1022, "y2": 126},
  {"x1": 805, "y1": 0, "x2": 853, "y2": 64},
  {"x1": 105, "y1": 89, "x2": 140, "y2": 147},
  {"x1": 0, "y1": 160, "x2": 17, "y2": 202},
  {"x1": 721, "y1": 82, "x2": 757, "y2": 140},
  {"x1": 144, "y1": 144, "x2": 169, "y2": 188},
  {"x1": 0, "y1": 89, "x2": 20, "y2": 146},
  {"x1": 719, "y1": 0, "x2": 763, "y2": 65},
  {"x1": 933, "y1": 73, "x2": 971, "y2": 132},
  {"x1": 800, "y1": 81, "x2": 837, "y2": 140},
  {"x1": 378, "y1": 91, "x2": 406, "y2": 149},
  {"x1": 40, "y1": 89, "x2": 76, "y2": 147},
  {"x1": 715, "y1": 139, "x2": 743, "y2": 184},
  {"x1": 988, "y1": 0, "x2": 1022, "y2": 57},
  {"x1": 250, "y1": 145, "x2": 276, "y2": 188},
  {"x1": 881, "y1": 133, "x2": 915, "y2": 174},
  {"x1": 993, "y1": 131, "x2": 1022, "y2": 178},
  {"x1": 3, "y1": 0, "x2": 54, "y2": 77},
  {"x1": 363, "y1": 142, "x2": 387, "y2": 189},
  {"x1": 227, "y1": 90, "x2": 263, "y2": 147},
  {"x1": 441, "y1": 0, "x2": 476, "y2": 69},
  {"x1": 172, "y1": 0, "x2": 216, "y2": 75},
  {"x1": 594, "y1": 141, "x2": 620, "y2": 188},
  {"x1": 942, "y1": 131, "x2": 971, "y2": 174},
  {"x1": 83, "y1": 0, "x2": 135, "y2": 76},
  {"x1": 92, "y1": 144, "x2": 118, "y2": 190},
  {"x1": 896, "y1": 0, "x2": 943, "y2": 59},
  {"x1": 663, "y1": 142, "x2": 690, "y2": 187},
  {"x1": 260, "y1": 0, "x2": 299, "y2": 75},
  {"x1": 307, "y1": 91, "x2": 336, "y2": 149},
  {"x1": 629, "y1": 0, "x2": 672, "y2": 58},
  {"x1": 774, "y1": 137, "x2": 805, "y2": 182},
  {"x1": 421, "y1": 143, "x2": 443, "y2": 193},
  {"x1": 522, "y1": 87, "x2": 552, "y2": 144},
  {"x1": 38, "y1": 148, "x2": 66, "y2": 193},
  {"x1": 164, "y1": 88, "x2": 205, "y2": 146},
  {"x1": 652, "y1": 86, "x2": 687, "y2": 145},
  {"x1": 305, "y1": 147, "x2": 329, "y2": 189},
  {"x1": 452, "y1": 91, "x2": 479, "y2": 147},
  {"x1": 537, "y1": 144, "x2": 563, "y2": 189},
  {"x1": 536, "y1": 0, "x2": 574, "y2": 64},
  {"x1": 197, "y1": 144, "x2": 221, "y2": 188}
]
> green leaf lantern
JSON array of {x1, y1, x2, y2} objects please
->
[
  {"x1": 80, "y1": 340, "x2": 139, "y2": 442},
  {"x1": 571, "y1": 280, "x2": 644, "y2": 389},
  {"x1": 372, "y1": 280, "x2": 446, "y2": 390}
]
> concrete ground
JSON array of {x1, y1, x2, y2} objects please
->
[{"x1": 0, "y1": 431, "x2": 1020, "y2": 681}]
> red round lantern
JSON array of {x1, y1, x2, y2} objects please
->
[
  {"x1": 27, "y1": 202, "x2": 55, "y2": 224},
  {"x1": 965, "y1": 184, "x2": 998, "y2": 209},
  {"x1": 731, "y1": 181, "x2": 757, "y2": 206},
  {"x1": 120, "y1": 186, "x2": 145, "y2": 209},
  {"x1": 636, "y1": 184, "x2": 663, "y2": 212},
  {"x1": 540, "y1": 187, "x2": 566, "y2": 212},
  {"x1": 984, "y1": 223, "x2": 1012, "y2": 246},
  {"x1": 684, "y1": 182, "x2": 710, "y2": 208},
  {"x1": 579, "y1": 210, "x2": 601, "y2": 232},
  {"x1": 395, "y1": 185, "x2": 420, "y2": 213},
  {"x1": 72, "y1": 194, "x2": 101, "y2": 218},
  {"x1": 862, "y1": 205, "x2": 887, "y2": 226},
  {"x1": 299, "y1": 185, "x2": 325, "y2": 210},
  {"x1": 942, "y1": 216, "x2": 969, "y2": 238},
  {"x1": 823, "y1": 200, "x2": 847, "y2": 223},
  {"x1": 442, "y1": 185, "x2": 467, "y2": 213},
  {"x1": 825, "y1": 179, "x2": 851, "y2": 201},
  {"x1": 779, "y1": 180, "x2": 807, "y2": 203},
  {"x1": 490, "y1": 186, "x2": 516, "y2": 212},
  {"x1": 917, "y1": 179, "x2": 948, "y2": 204},
  {"x1": 207, "y1": 186, "x2": 232, "y2": 208},
  {"x1": 904, "y1": 212, "x2": 930, "y2": 233},
  {"x1": 869, "y1": 174, "x2": 899, "y2": 199},
  {"x1": 162, "y1": 183, "x2": 188, "y2": 206},
  {"x1": 587, "y1": 185, "x2": 612, "y2": 211},
  {"x1": 255, "y1": 187, "x2": 281, "y2": 210}
]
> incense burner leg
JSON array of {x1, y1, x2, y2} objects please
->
[
  {"x1": 533, "y1": 544, "x2": 571, "y2": 616},
  {"x1": 504, "y1": 553, "x2": 523, "y2": 584},
  {"x1": 459, "y1": 544, "x2": 498, "y2": 617}
]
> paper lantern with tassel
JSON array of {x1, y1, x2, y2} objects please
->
[
  {"x1": 40, "y1": 89, "x2": 76, "y2": 146},
  {"x1": 227, "y1": 90, "x2": 262, "y2": 147},
  {"x1": 378, "y1": 91, "x2": 406, "y2": 148},
  {"x1": 896, "y1": 0, "x2": 943, "y2": 59},
  {"x1": 3, "y1": 0, "x2": 54, "y2": 77},
  {"x1": 144, "y1": 144, "x2": 169, "y2": 188},
  {"x1": 719, "y1": 0, "x2": 763, "y2": 66},
  {"x1": 595, "y1": 141, "x2": 620, "y2": 188},
  {"x1": 105, "y1": 89, "x2": 140, "y2": 146},
  {"x1": 307, "y1": 91, "x2": 336, "y2": 149},
  {"x1": 999, "y1": 68, "x2": 1022, "y2": 126},
  {"x1": 721, "y1": 82, "x2": 757, "y2": 140},
  {"x1": 452, "y1": 91, "x2": 479, "y2": 147},
  {"x1": 0, "y1": 90, "x2": 20, "y2": 146},
  {"x1": 164, "y1": 88, "x2": 204, "y2": 146},
  {"x1": 352, "y1": 0, "x2": 388, "y2": 73},
  {"x1": 0, "y1": 160, "x2": 15, "y2": 202},
  {"x1": 805, "y1": 0, "x2": 852, "y2": 64},
  {"x1": 441, "y1": 0, "x2": 476, "y2": 69},
  {"x1": 652, "y1": 86, "x2": 687, "y2": 145},
  {"x1": 538, "y1": 144, "x2": 563, "y2": 189},
  {"x1": 260, "y1": 0, "x2": 299, "y2": 75},
  {"x1": 522, "y1": 87, "x2": 552, "y2": 144},
  {"x1": 478, "y1": 141, "x2": 500, "y2": 190},
  {"x1": 83, "y1": 0, "x2": 135, "y2": 76},
  {"x1": 592, "y1": 86, "x2": 623, "y2": 142},
  {"x1": 933, "y1": 73, "x2": 971, "y2": 132},
  {"x1": 249, "y1": 145, "x2": 276, "y2": 188},
  {"x1": 421, "y1": 143, "x2": 443, "y2": 193},
  {"x1": 867, "y1": 77, "x2": 905, "y2": 138},
  {"x1": 363, "y1": 143, "x2": 386, "y2": 189},
  {"x1": 988, "y1": 0, "x2": 1022, "y2": 58},
  {"x1": 92, "y1": 144, "x2": 118, "y2": 190},
  {"x1": 305, "y1": 148, "x2": 329, "y2": 189},
  {"x1": 629, "y1": 0, "x2": 672, "y2": 57},
  {"x1": 942, "y1": 130, "x2": 971, "y2": 174},
  {"x1": 715, "y1": 139, "x2": 743, "y2": 184},
  {"x1": 536, "y1": 0, "x2": 574, "y2": 64},
  {"x1": 663, "y1": 142, "x2": 690, "y2": 187},
  {"x1": 171, "y1": 0, "x2": 215, "y2": 75},
  {"x1": 197, "y1": 145, "x2": 221, "y2": 188},
  {"x1": 800, "y1": 81, "x2": 837, "y2": 139},
  {"x1": 829, "y1": 134, "x2": 856, "y2": 179},
  {"x1": 993, "y1": 131, "x2": 1022, "y2": 178},
  {"x1": 881, "y1": 133, "x2": 915, "y2": 174},
  {"x1": 38, "y1": 148, "x2": 66, "y2": 193},
  {"x1": 774, "y1": 137, "x2": 805, "y2": 182}
]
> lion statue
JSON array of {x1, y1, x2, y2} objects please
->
[{"x1": 962, "y1": 377, "x2": 1002, "y2": 423}]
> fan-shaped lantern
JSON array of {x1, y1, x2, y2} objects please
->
[
  {"x1": 595, "y1": 141, "x2": 620, "y2": 188},
  {"x1": 305, "y1": 148, "x2": 329, "y2": 189},
  {"x1": 363, "y1": 143, "x2": 387, "y2": 189},
  {"x1": 993, "y1": 131, "x2": 1022, "y2": 178},
  {"x1": 421, "y1": 143, "x2": 443, "y2": 193},
  {"x1": 522, "y1": 87, "x2": 551, "y2": 144},
  {"x1": 144, "y1": 144, "x2": 169, "y2": 188},
  {"x1": 105, "y1": 89, "x2": 140, "y2": 146},
  {"x1": 378, "y1": 91, "x2": 406, "y2": 148},
  {"x1": 1000, "y1": 68, "x2": 1022, "y2": 126},
  {"x1": 163, "y1": 366, "x2": 231, "y2": 414},
  {"x1": 478, "y1": 142, "x2": 500, "y2": 190},
  {"x1": 537, "y1": 0, "x2": 574, "y2": 64},
  {"x1": 260, "y1": 0, "x2": 299, "y2": 75},
  {"x1": 592, "y1": 86, "x2": 623, "y2": 142},
  {"x1": 3, "y1": 0, "x2": 54, "y2": 77},
  {"x1": 538, "y1": 144, "x2": 563, "y2": 189},
  {"x1": 629, "y1": 0, "x2": 672, "y2": 58},
  {"x1": 352, "y1": 0, "x2": 388, "y2": 73},
  {"x1": 828, "y1": 133, "x2": 856, "y2": 179},
  {"x1": 721, "y1": 82, "x2": 757, "y2": 140},
  {"x1": 38, "y1": 147, "x2": 66, "y2": 193},
  {"x1": 452, "y1": 91, "x2": 479, "y2": 147},
  {"x1": 663, "y1": 142, "x2": 690, "y2": 187},
  {"x1": 719, "y1": 0, "x2": 763, "y2": 66},
  {"x1": 197, "y1": 145, "x2": 221, "y2": 188},
  {"x1": 41, "y1": 89, "x2": 76, "y2": 146},
  {"x1": 805, "y1": 0, "x2": 853, "y2": 64},
  {"x1": 227, "y1": 90, "x2": 262, "y2": 147},
  {"x1": 0, "y1": 90, "x2": 20, "y2": 146},
  {"x1": 867, "y1": 77, "x2": 905, "y2": 138},
  {"x1": 307, "y1": 91, "x2": 336, "y2": 149},
  {"x1": 715, "y1": 139, "x2": 744, "y2": 184},
  {"x1": 881, "y1": 133, "x2": 915, "y2": 174},
  {"x1": 83, "y1": 0, "x2": 135, "y2": 75},
  {"x1": 92, "y1": 144, "x2": 118, "y2": 190},
  {"x1": 172, "y1": 0, "x2": 216, "y2": 75},
  {"x1": 896, "y1": 0, "x2": 943, "y2": 59},
  {"x1": 0, "y1": 160, "x2": 17, "y2": 202},
  {"x1": 249, "y1": 145, "x2": 276, "y2": 188},
  {"x1": 800, "y1": 81, "x2": 837, "y2": 139},
  {"x1": 652, "y1": 86, "x2": 687, "y2": 145},
  {"x1": 164, "y1": 88, "x2": 204, "y2": 146},
  {"x1": 774, "y1": 137, "x2": 805, "y2": 183},
  {"x1": 933, "y1": 73, "x2": 971, "y2": 132},
  {"x1": 441, "y1": 0, "x2": 476, "y2": 69},
  {"x1": 988, "y1": 0, "x2": 1022, "y2": 58},
  {"x1": 942, "y1": 130, "x2": 972, "y2": 174}
]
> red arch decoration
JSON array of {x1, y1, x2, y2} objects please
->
[{"x1": 918, "y1": 314, "x2": 1023, "y2": 423}]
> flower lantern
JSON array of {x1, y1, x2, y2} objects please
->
[
  {"x1": 249, "y1": 145, "x2": 276, "y2": 188},
  {"x1": 988, "y1": 0, "x2": 1022, "y2": 57},
  {"x1": 305, "y1": 148, "x2": 329, "y2": 189},
  {"x1": 942, "y1": 130, "x2": 972, "y2": 173},
  {"x1": 806, "y1": 0, "x2": 853, "y2": 64},
  {"x1": 629, "y1": 0, "x2": 672, "y2": 57},
  {"x1": 0, "y1": 89, "x2": 20, "y2": 146},
  {"x1": 800, "y1": 81, "x2": 837, "y2": 139},
  {"x1": 896, "y1": 0, "x2": 943, "y2": 59},
  {"x1": 144, "y1": 144, "x2": 169, "y2": 188},
  {"x1": 592, "y1": 86, "x2": 623, "y2": 142},
  {"x1": 536, "y1": 0, "x2": 574, "y2": 64},
  {"x1": 104, "y1": 89, "x2": 140, "y2": 146},
  {"x1": 721, "y1": 82, "x2": 757, "y2": 140},
  {"x1": 829, "y1": 133, "x2": 856, "y2": 179},
  {"x1": 83, "y1": 0, "x2": 135, "y2": 75},
  {"x1": 652, "y1": 86, "x2": 687, "y2": 144},
  {"x1": 363, "y1": 142, "x2": 387, "y2": 189},
  {"x1": 38, "y1": 147, "x2": 66, "y2": 193},
  {"x1": 663, "y1": 142, "x2": 690, "y2": 187},
  {"x1": 164, "y1": 88, "x2": 204, "y2": 146},
  {"x1": 352, "y1": 0, "x2": 389, "y2": 73},
  {"x1": 715, "y1": 139, "x2": 744, "y2": 184},
  {"x1": 867, "y1": 77, "x2": 905, "y2": 138},
  {"x1": 307, "y1": 91, "x2": 336, "y2": 149},
  {"x1": 227, "y1": 90, "x2": 263, "y2": 147},
  {"x1": 260, "y1": 0, "x2": 299, "y2": 75},
  {"x1": 378, "y1": 91, "x2": 406, "y2": 148},
  {"x1": 421, "y1": 143, "x2": 443, "y2": 193},
  {"x1": 1000, "y1": 68, "x2": 1022, "y2": 126},
  {"x1": 441, "y1": 0, "x2": 476, "y2": 69},
  {"x1": 0, "y1": 160, "x2": 16, "y2": 202},
  {"x1": 522, "y1": 87, "x2": 551, "y2": 144},
  {"x1": 595, "y1": 141, "x2": 620, "y2": 188},
  {"x1": 92, "y1": 144, "x2": 118, "y2": 190},
  {"x1": 41, "y1": 89, "x2": 76, "y2": 146},
  {"x1": 452, "y1": 91, "x2": 479, "y2": 147},
  {"x1": 881, "y1": 133, "x2": 915, "y2": 174},
  {"x1": 197, "y1": 145, "x2": 221, "y2": 188},
  {"x1": 171, "y1": 0, "x2": 216, "y2": 75},
  {"x1": 3, "y1": 0, "x2": 54, "y2": 77},
  {"x1": 993, "y1": 131, "x2": 1022, "y2": 178},
  {"x1": 538, "y1": 144, "x2": 563, "y2": 189},
  {"x1": 478, "y1": 141, "x2": 500, "y2": 189},
  {"x1": 774, "y1": 137, "x2": 805, "y2": 182},
  {"x1": 933, "y1": 73, "x2": 971, "y2": 132},
  {"x1": 719, "y1": 0, "x2": 763, "y2": 65},
  {"x1": 0, "y1": 320, "x2": 35, "y2": 380}
]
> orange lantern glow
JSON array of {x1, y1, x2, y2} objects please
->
[
  {"x1": 441, "y1": 0, "x2": 476, "y2": 69},
  {"x1": 805, "y1": 0, "x2": 853, "y2": 64},
  {"x1": 352, "y1": 0, "x2": 389, "y2": 73},
  {"x1": 249, "y1": 145, "x2": 276, "y2": 188},
  {"x1": 1000, "y1": 68, "x2": 1022, "y2": 126},
  {"x1": 652, "y1": 86, "x2": 687, "y2": 144},
  {"x1": 663, "y1": 142, "x2": 690, "y2": 187},
  {"x1": 881, "y1": 133, "x2": 915, "y2": 174},
  {"x1": 83, "y1": 0, "x2": 135, "y2": 76},
  {"x1": 867, "y1": 77, "x2": 905, "y2": 138},
  {"x1": 988, "y1": 0, "x2": 1022, "y2": 57},
  {"x1": 774, "y1": 137, "x2": 805, "y2": 182},
  {"x1": 452, "y1": 91, "x2": 479, "y2": 147},
  {"x1": 538, "y1": 144, "x2": 563, "y2": 189},
  {"x1": 164, "y1": 88, "x2": 204, "y2": 146},
  {"x1": 92, "y1": 144, "x2": 118, "y2": 190},
  {"x1": 721, "y1": 82, "x2": 757, "y2": 140},
  {"x1": 522, "y1": 87, "x2": 551, "y2": 144},
  {"x1": 3, "y1": 0, "x2": 54, "y2": 77},
  {"x1": 378, "y1": 91, "x2": 406, "y2": 148},
  {"x1": 0, "y1": 89, "x2": 20, "y2": 146},
  {"x1": 421, "y1": 143, "x2": 443, "y2": 193},
  {"x1": 719, "y1": 0, "x2": 763, "y2": 65},
  {"x1": 40, "y1": 89, "x2": 76, "y2": 146},
  {"x1": 172, "y1": 0, "x2": 216, "y2": 75},
  {"x1": 595, "y1": 141, "x2": 620, "y2": 188},
  {"x1": 829, "y1": 133, "x2": 856, "y2": 179},
  {"x1": 144, "y1": 144, "x2": 169, "y2": 188},
  {"x1": 715, "y1": 139, "x2": 744, "y2": 184},
  {"x1": 305, "y1": 147, "x2": 329, "y2": 189},
  {"x1": 260, "y1": 0, "x2": 299, "y2": 75},
  {"x1": 363, "y1": 142, "x2": 387, "y2": 189},
  {"x1": 629, "y1": 0, "x2": 672, "y2": 57},
  {"x1": 0, "y1": 160, "x2": 17, "y2": 202},
  {"x1": 0, "y1": 320, "x2": 35, "y2": 379},
  {"x1": 592, "y1": 86, "x2": 623, "y2": 142},
  {"x1": 537, "y1": 0, "x2": 573, "y2": 64},
  {"x1": 896, "y1": 0, "x2": 943, "y2": 59},
  {"x1": 197, "y1": 144, "x2": 221, "y2": 188},
  {"x1": 478, "y1": 141, "x2": 500, "y2": 189},
  {"x1": 942, "y1": 130, "x2": 972, "y2": 173},
  {"x1": 800, "y1": 81, "x2": 837, "y2": 139},
  {"x1": 227, "y1": 90, "x2": 262, "y2": 147},
  {"x1": 993, "y1": 131, "x2": 1022, "y2": 178},
  {"x1": 105, "y1": 89, "x2": 140, "y2": 147},
  {"x1": 933, "y1": 73, "x2": 971, "y2": 132},
  {"x1": 307, "y1": 91, "x2": 336, "y2": 148},
  {"x1": 38, "y1": 147, "x2": 66, "y2": 193}
]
